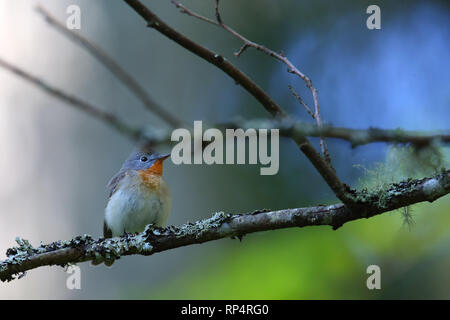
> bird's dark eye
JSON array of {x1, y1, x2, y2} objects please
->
[{"x1": 140, "y1": 156, "x2": 148, "y2": 162}]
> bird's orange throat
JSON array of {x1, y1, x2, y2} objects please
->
[
  {"x1": 148, "y1": 159, "x2": 165, "y2": 175},
  {"x1": 139, "y1": 159, "x2": 164, "y2": 189}
]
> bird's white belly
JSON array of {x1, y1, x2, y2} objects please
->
[{"x1": 105, "y1": 183, "x2": 170, "y2": 236}]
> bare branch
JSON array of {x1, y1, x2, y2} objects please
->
[
  {"x1": 228, "y1": 119, "x2": 450, "y2": 147},
  {"x1": 215, "y1": 0, "x2": 222, "y2": 24},
  {"x1": 144, "y1": 119, "x2": 450, "y2": 148},
  {"x1": 0, "y1": 57, "x2": 140, "y2": 141},
  {"x1": 288, "y1": 85, "x2": 315, "y2": 119},
  {"x1": 235, "y1": 43, "x2": 250, "y2": 57},
  {"x1": 124, "y1": 0, "x2": 353, "y2": 205},
  {"x1": 35, "y1": 5, "x2": 182, "y2": 128},
  {"x1": 171, "y1": 0, "x2": 331, "y2": 163},
  {"x1": 1, "y1": 170, "x2": 448, "y2": 282},
  {"x1": 1, "y1": 56, "x2": 446, "y2": 151}
]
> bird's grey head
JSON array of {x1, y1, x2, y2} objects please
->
[{"x1": 121, "y1": 148, "x2": 170, "y2": 172}]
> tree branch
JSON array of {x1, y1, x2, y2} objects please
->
[
  {"x1": 0, "y1": 57, "x2": 141, "y2": 141},
  {"x1": 134, "y1": 119, "x2": 450, "y2": 148},
  {"x1": 269, "y1": 120, "x2": 450, "y2": 147},
  {"x1": 171, "y1": 0, "x2": 331, "y2": 163},
  {"x1": 4, "y1": 56, "x2": 446, "y2": 150},
  {"x1": 123, "y1": 0, "x2": 354, "y2": 206},
  {"x1": 1, "y1": 170, "x2": 448, "y2": 282},
  {"x1": 35, "y1": 5, "x2": 182, "y2": 128},
  {"x1": 288, "y1": 85, "x2": 315, "y2": 119}
]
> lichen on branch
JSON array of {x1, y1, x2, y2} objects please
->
[{"x1": 1, "y1": 170, "x2": 448, "y2": 283}]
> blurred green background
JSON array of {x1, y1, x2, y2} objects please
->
[{"x1": 0, "y1": 0, "x2": 448, "y2": 299}]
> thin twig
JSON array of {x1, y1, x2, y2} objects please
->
[
  {"x1": 288, "y1": 85, "x2": 315, "y2": 119},
  {"x1": 215, "y1": 0, "x2": 222, "y2": 24},
  {"x1": 171, "y1": 0, "x2": 331, "y2": 163},
  {"x1": 36, "y1": 5, "x2": 182, "y2": 129},
  {"x1": 0, "y1": 57, "x2": 141, "y2": 141}
]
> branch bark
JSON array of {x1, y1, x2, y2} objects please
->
[{"x1": 1, "y1": 170, "x2": 449, "y2": 282}]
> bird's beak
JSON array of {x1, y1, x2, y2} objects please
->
[{"x1": 157, "y1": 153, "x2": 171, "y2": 161}]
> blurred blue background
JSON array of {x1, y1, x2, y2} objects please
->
[{"x1": 0, "y1": 0, "x2": 448, "y2": 299}]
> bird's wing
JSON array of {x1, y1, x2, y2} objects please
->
[{"x1": 106, "y1": 170, "x2": 127, "y2": 198}]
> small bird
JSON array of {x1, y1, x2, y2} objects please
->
[{"x1": 103, "y1": 146, "x2": 171, "y2": 238}]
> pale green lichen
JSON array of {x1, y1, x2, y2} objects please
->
[
  {"x1": 1, "y1": 234, "x2": 94, "y2": 281},
  {"x1": 1, "y1": 229, "x2": 159, "y2": 281},
  {"x1": 89, "y1": 229, "x2": 155, "y2": 266},
  {"x1": 353, "y1": 145, "x2": 448, "y2": 227},
  {"x1": 175, "y1": 211, "x2": 231, "y2": 239},
  {"x1": 401, "y1": 206, "x2": 415, "y2": 230}
]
